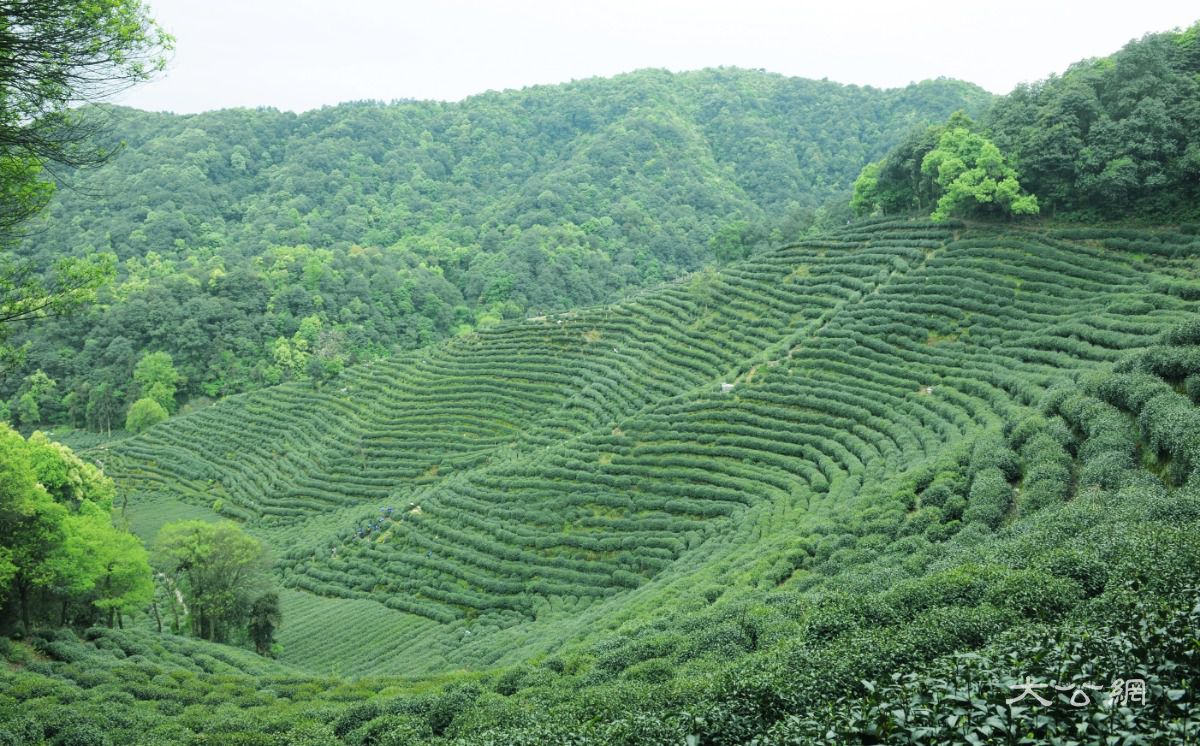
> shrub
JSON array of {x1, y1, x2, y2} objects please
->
[
  {"x1": 332, "y1": 701, "x2": 382, "y2": 739},
  {"x1": 984, "y1": 569, "x2": 1082, "y2": 622},
  {"x1": 425, "y1": 685, "x2": 481, "y2": 737},
  {"x1": 963, "y1": 467, "x2": 1010, "y2": 529},
  {"x1": 345, "y1": 715, "x2": 427, "y2": 746}
]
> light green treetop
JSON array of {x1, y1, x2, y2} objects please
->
[
  {"x1": 134, "y1": 351, "x2": 181, "y2": 412},
  {"x1": 920, "y1": 127, "x2": 1039, "y2": 222},
  {"x1": 0, "y1": 424, "x2": 151, "y2": 628},
  {"x1": 850, "y1": 161, "x2": 882, "y2": 217}
]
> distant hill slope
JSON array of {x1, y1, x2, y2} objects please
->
[
  {"x1": 6, "y1": 70, "x2": 991, "y2": 422},
  {"x1": 97, "y1": 219, "x2": 1200, "y2": 676}
]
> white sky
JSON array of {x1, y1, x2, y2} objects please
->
[{"x1": 114, "y1": 1, "x2": 1200, "y2": 114}]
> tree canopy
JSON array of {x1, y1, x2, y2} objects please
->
[
  {"x1": 921, "y1": 127, "x2": 1039, "y2": 221},
  {"x1": 1, "y1": 71, "x2": 991, "y2": 427},
  {"x1": 0, "y1": 425, "x2": 151, "y2": 632},
  {"x1": 851, "y1": 113, "x2": 1039, "y2": 222},
  {"x1": 154, "y1": 520, "x2": 272, "y2": 643},
  {"x1": 1, "y1": 0, "x2": 169, "y2": 388},
  {"x1": 986, "y1": 22, "x2": 1200, "y2": 218},
  {"x1": 0, "y1": 0, "x2": 171, "y2": 232},
  {"x1": 854, "y1": 22, "x2": 1200, "y2": 221}
]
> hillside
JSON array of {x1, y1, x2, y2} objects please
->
[
  {"x1": 2, "y1": 70, "x2": 991, "y2": 426},
  {"x1": 6, "y1": 20, "x2": 1200, "y2": 746},
  {"x1": 4, "y1": 218, "x2": 1198, "y2": 743},
  {"x1": 853, "y1": 23, "x2": 1200, "y2": 224},
  {"x1": 95, "y1": 219, "x2": 1200, "y2": 677}
]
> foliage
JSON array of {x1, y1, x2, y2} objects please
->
[
  {"x1": 2, "y1": 216, "x2": 1200, "y2": 742},
  {"x1": 852, "y1": 115, "x2": 1038, "y2": 222},
  {"x1": 247, "y1": 591, "x2": 281, "y2": 656},
  {"x1": 0, "y1": 0, "x2": 171, "y2": 235},
  {"x1": 124, "y1": 397, "x2": 166, "y2": 433},
  {"x1": 132, "y1": 351, "x2": 180, "y2": 412},
  {"x1": 66, "y1": 208, "x2": 1197, "y2": 713},
  {"x1": 5, "y1": 24, "x2": 1200, "y2": 745},
  {"x1": 0, "y1": 0, "x2": 168, "y2": 377},
  {"x1": 0, "y1": 70, "x2": 991, "y2": 423},
  {"x1": 155, "y1": 520, "x2": 275, "y2": 643},
  {"x1": 858, "y1": 23, "x2": 1200, "y2": 221},
  {"x1": 921, "y1": 127, "x2": 1039, "y2": 221},
  {"x1": 0, "y1": 425, "x2": 150, "y2": 632}
]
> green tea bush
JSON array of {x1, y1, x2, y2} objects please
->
[{"x1": 963, "y1": 467, "x2": 1010, "y2": 528}]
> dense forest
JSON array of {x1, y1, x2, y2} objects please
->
[
  {"x1": 2, "y1": 71, "x2": 990, "y2": 429},
  {"x1": 852, "y1": 23, "x2": 1200, "y2": 222}
]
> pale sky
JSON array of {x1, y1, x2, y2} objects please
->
[{"x1": 114, "y1": 0, "x2": 1200, "y2": 114}]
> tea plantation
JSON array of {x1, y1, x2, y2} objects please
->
[{"x1": 3, "y1": 218, "x2": 1192, "y2": 744}]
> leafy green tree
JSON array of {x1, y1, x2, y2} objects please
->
[
  {"x1": 125, "y1": 397, "x2": 167, "y2": 433},
  {"x1": 849, "y1": 161, "x2": 881, "y2": 217},
  {"x1": 86, "y1": 525, "x2": 153, "y2": 627},
  {"x1": 85, "y1": 383, "x2": 120, "y2": 435},
  {"x1": 1, "y1": 1, "x2": 167, "y2": 372},
  {"x1": 0, "y1": 252, "x2": 116, "y2": 328},
  {"x1": 25, "y1": 431, "x2": 115, "y2": 508},
  {"x1": 248, "y1": 591, "x2": 282, "y2": 656},
  {"x1": 13, "y1": 370, "x2": 55, "y2": 427},
  {"x1": 0, "y1": 425, "x2": 148, "y2": 631},
  {"x1": 155, "y1": 520, "x2": 271, "y2": 642},
  {"x1": 0, "y1": 425, "x2": 65, "y2": 631},
  {"x1": 133, "y1": 351, "x2": 180, "y2": 412},
  {"x1": 709, "y1": 220, "x2": 762, "y2": 262},
  {"x1": 1, "y1": 0, "x2": 171, "y2": 235},
  {"x1": 985, "y1": 23, "x2": 1200, "y2": 218},
  {"x1": 921, "y1": 127, "x2": 1039, "y2": 222}
]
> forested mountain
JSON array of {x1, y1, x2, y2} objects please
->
[
  {"x1": 3, "y1": 70, "x2": 990, "y2": 428},
  {"x1": 853, "y1": 23, "x2": 1200, "y2": 222}
]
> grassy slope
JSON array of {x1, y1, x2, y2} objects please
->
[{"x1": 93, "y1": 219, "x2": 1200, "y2": 679}]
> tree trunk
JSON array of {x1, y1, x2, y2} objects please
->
[
  {"x1": 17, "y1": 578, "x2": 31, "y2": 635},
  {"x1": 150, "y1": 598, "x2": 162, "y2": 634}
]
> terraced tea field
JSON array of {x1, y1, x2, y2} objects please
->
[{"x1": 96, "y1": 220, "x2": 1200, "y2": 675}]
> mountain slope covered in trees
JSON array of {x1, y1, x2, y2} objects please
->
[
  {"x1": 852, "y1": 22, "x2": 1200, "y2": 222},
  {"x1": 3, "y1": 70, "x2": 990, "y2": 427}
]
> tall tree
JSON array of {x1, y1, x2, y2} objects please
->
[
  {"x1": 921, "y1": 127, "x2": 1040, "y2": 222},
  {"x1": 1, "y1": 0, "x2": 172, "y2": 233},
  {"x1": 247, "y1": 591, "x2": 281, "y2": 656},
  {"x1": 132, "y1": 351, "x2": 180, "y2": 412},
  {"x1": 0, "y1": 425, "x2": 65, "y2": 631},
  {"x1": 155, "y1": 520, "x2": 271, "y2": 642}
]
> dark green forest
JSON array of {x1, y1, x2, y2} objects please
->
[
  {"x1": 2, "y1": 70, "x2": 989, "y2": 429},
  {"x1": 852, "y1": 23, "x2": 1200, "y2": 223}
]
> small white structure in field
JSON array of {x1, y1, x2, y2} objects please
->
[
  {"x1": 720, "y1": 382, "x2": 735, "y2": 393},
  {"x1": 924, "y1": 385, "x2": 935, "y2": 395}
]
